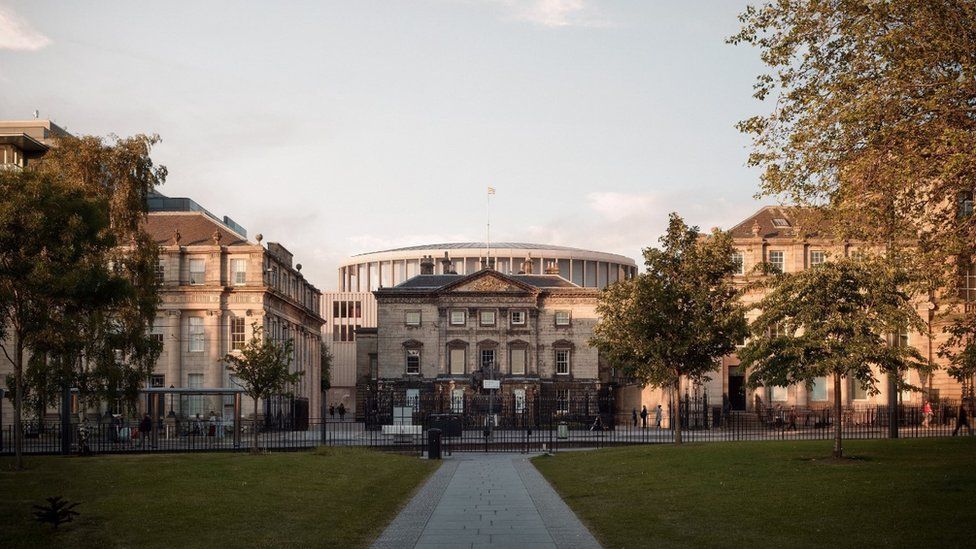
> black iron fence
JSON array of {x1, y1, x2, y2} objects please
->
[{"x1": 2, "y1": 395, "x2": 973, "y2": 457}]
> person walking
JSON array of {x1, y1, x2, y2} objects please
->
[
  {"x1": 655, "y1": 404, "x2": 663, "y2": 428},
  {"x1": 631, "y1": 408, "x2": 638, "y2": 428},
  {"x1": 951, "y1": 402, "x2": 972, "y2": 436},
  {"x1": 329, "y1": 404, "x2": 335, "y2": 420},
  {"x1": 138, "y1": 414, "x2": 153, "y2": 449},
  {"x1": 639, "y1": 405, "x2": 648, "y2": 429},
  {"x1": 922, "y1": 401, "x2": 933, "y2": 428},
  {"x1": 337, "y1": 403, "x2": 347, "y2": 422},
  {"x1": 786, "y1": 406, "x2": 797, "y2": 431}
]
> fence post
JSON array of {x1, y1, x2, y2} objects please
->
[
  {"x1": 0, "y1": 387, "x2": 4, "y2": 453},
  {"x1": 233, "y1": 393, "x2": 242, "y2": 449},
  {"x1": 888, "y1": 375, "x2": 899, "y2": 439},
  {"x1": 60, "y1": 385, "x2": 71, "y2": 455}
]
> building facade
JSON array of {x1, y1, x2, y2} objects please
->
[
  {"x1": 325, "y1": 243, "x2": 637, "y2": 413},
  {"x1": 355, "y1": 257, "x2": 605, "y2": 416},
  {"x1": 145, "y1": 193, "x2": 325, "y2": 423},
  {"x1": 632, "y1": 206, "x2": 974, "y2": 416}
]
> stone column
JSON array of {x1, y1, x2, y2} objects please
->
[{"x1": 167, "y1": 310, "x2": 182, "y2": 387}]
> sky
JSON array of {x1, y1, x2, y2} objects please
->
[{"x1": 0, "y1": 0, "x2": 770, "y2": 289}]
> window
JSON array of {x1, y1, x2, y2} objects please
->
[
  {"x1": 771, "y1": 385, "x2": 788, "y2": 402},
  {"x1": 450, "y1": 348, "x2": 465, "y2": 375},
  {"x1": 188, "y1": 317, "x2": 204, "y2": 352},
  {"x1": 555, "y1": 310, "x2": 571, "y2": 326},
  {"x1": 851, "y1": 380, "x2": 868, "y2": 400},
  {"x1": 155, "y1": 259, "x2": 165, "y2": 284},
  {"x1": 479, "y1": 310, "x2": 496, "y2": 326},
  {"x1": 450, "y1": 309, "x2": 466, "y2": 326},
  {"x1": 555, "y1": 349, "x2": 570, "y2": 375},
  {"x1": 958, "y1": 191, "x2": 974, "y2": 219},
  {"x1": 768, "y1": 251, "x2": 784, "y2": 273},
  {"x1": 406, "y1": 388, "x2": 420, "y2": 408},
  {"x1": 481, "y1": 349, "x2": 496, "y2": 372},
  {"x1": 451, "y1": 389, "x2": 465, "y2": 413},
  {"x1": 510, "y1": 348, "x2": 527, "y2": 375},
  {"x1": 732, "y1": 252, "x2": 744, "y2": 275},
  {"x1": 405, "y1": 349, "x2": 421, "y2": 375},
  {"x1": 556, "y1": 389, "x2": 570, "y2": 413},
  {"x1": 810, "y1": 250, "x2": 825, "y2": 267},
  {"x1": 514, "y1": 389, "x2": 526, "y2": 413},
  {"x1": 959, "y1": 262, "x2": 976, "y2": 302},
  {"x1": 405, "y1": 311, "x2": 421, "y2": 326},
  {"x1": 150, "y1": 328, "x2": 163, "y2": 346},
  {"x1": 231, "y1": 317, "x2": 246, "y2": 350},
  {"x1": 187, "y1": 373, "x2": 204, "y2": 417},
  {"x1": 232, "y1": 259, "x2": 247, "y2": 285},
  {"x1": 772, "y1": 218, "x2": 791, "y2": 228},
  {"x1": 510, "y1": 310, "x2": 526, "y2": 326},
  {"x1": 811, "y1": 377, "x2": 827, "y2": 401},
  {"x1": 149, "y1": 374, "x2": 165, "y2": 388},
  {"x1": 189, "y1": 259, "x2": 205, "y2": 285},
  {"x1": 892, "y1": 328, "x2": 909, "y2": 349}
]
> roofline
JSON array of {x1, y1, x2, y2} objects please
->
[
  {"x1": 148, "y1": 210, "x2": 250, "y2": 243},
  {"x1": 340, "y1": 244, "x2": 637, "y2": 268}
]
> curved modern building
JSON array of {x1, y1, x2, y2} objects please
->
[{"x1": 325, "y1": 243, "x2": 638, "y2": 409}]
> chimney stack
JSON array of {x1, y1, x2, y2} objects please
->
[
  {"x1": 420, "y1": 255, "x2": 435, "y2": 275},
  {"x1": 545, "y1": 261, "x2": 559, "y2": 275},
  {"x1": 441, "y1": 252, "x2": 457, "y2": 274}
]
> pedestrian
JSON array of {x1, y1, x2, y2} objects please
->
[
  {"x1": 139, "y1": 414, "x2": 153, "y2": 449},
  {"x1": 921, "y1": 401, "x2": 933, "y2": 428},
  {"x1": 951, "y1": 403, "x2": 973, "y2": 436},
  {"x1": 338, "y1": 403, "x2": 346, "y2": 421},
  {"x1": 111, "y1": 414, "x2": 122, "y2": 444},
  {"x1": 208, "y1": 411, "x2": 217, "y2": 437},
  {"x1": 329, "y1": 404, "x2": 335, "y2": 420},
  {"x1": 655, "y1": 404, "x2": 662, "y2": 428},
  {"x1": 786, "y1": 406, "x2": 797, "y2": 431},
  {"x1": 640, "y1": 405, "x2": 648, "y2": 428},
  {"x1": 631, "y1": 408, "x2": 638, "y2": 428}
]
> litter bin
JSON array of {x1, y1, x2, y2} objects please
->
[
  {"x1": 428, "y1": 428, "x2": 442, "y2": 460},
  {"x1": 557, "y1": 422, "x2": 569, "y2": 439}
]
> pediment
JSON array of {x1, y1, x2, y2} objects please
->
[{"x1": 445, "y1": 271, "x2": 535, "y2": 294}]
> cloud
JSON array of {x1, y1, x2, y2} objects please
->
[
  {"x1": 587, "y1": 191, "x2": 659, "y2": 222},
  {"x1": 0, "y1": 6, "x2": 50, "y2": 51},
  {"x1": 486, "y1": 0, "x2": 609, "y2": 28}
]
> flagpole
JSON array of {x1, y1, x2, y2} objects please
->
[{"x1": 486, "y1": 187, "x2": 492, "y2": 269}]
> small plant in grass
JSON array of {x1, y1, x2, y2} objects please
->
[{"x1": 32, "y1": 496, "x2": 81, "y2": 529}]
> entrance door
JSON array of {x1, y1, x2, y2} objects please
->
[{"x1": 729, "y1": 368, "x2": 746, "y2": 411}]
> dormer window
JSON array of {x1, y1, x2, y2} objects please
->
[
  {"x1": 958, "y1": 191, "x2": 974, "y2": 219},
  {"x1": 771, "y1": 218, "x2": 791, "y2": 228}
]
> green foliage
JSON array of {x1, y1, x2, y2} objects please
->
[
  {"x1": 940, "y1": 313, "x2": 976, "y2": 383},
  {"x1": 320, "y1": 342, "x2": 333, "y2": 391},
  {"x1": 591, "y1": 214, "x2": 747, "y2": 442},
  {"x1": 32, "y1": 496, "x2": 81, "y2": 530}
]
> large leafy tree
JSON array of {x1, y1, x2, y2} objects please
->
[
  {"x1": 739, "y1": 259, "x2": 927, "y2": 458},
  {"x1": 730, "y1": 0, "x2": 976, "y2": 407},
  {"x1": 0, "y1": 169, "x2": 117, "y2": 469},
  {"x1": 225, "y1": 324, "x2": 300, "y2": 453},
  {"x1": 591, "y1": 213, "x2": 748, "y2": 444}
]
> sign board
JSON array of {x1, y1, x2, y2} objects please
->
[{"x1": 483, "y1": 379, "x2": 501, "y2": 390}]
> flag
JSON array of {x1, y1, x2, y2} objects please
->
[{"x1": 487, "y1": 186, "x2": 496, "y2": 195}]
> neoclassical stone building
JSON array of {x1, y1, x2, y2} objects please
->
[
  {"x1": 355, "y1": 256, "x2": 605, "y2": 414},
  {"x1": 145, "y1": 192, "x2": 325, "y2": 423}
]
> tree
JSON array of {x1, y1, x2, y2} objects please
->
[
  {"x1": 940, "y1": 313, "x2": 976, "y2": 388},
  {"x1": 225, "y1": 324, "x2": 300, "y2": 453},
  {"x1": 730, "y1": 0, "x2": 976, "y2": 427},
  {"x1": 738, "y1": 259, "x2": 927, "y2": 458},
  {"x1": 0, "y1": 169, "x2": 115, "y2": 470},
  {"x1": 321, "y1": 342, "x2": 333, "y2": 393},
  {"x1": 591, "y1": 213, "x2": 748, "y2": 444}
]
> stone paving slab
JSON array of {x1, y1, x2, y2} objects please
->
[{"x1": 372, "y1": 453, "x2": 601, "y2": 549}]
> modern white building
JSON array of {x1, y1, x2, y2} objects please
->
[{"x1": 324, "y1": 243, "x2": 638, "y2": 414}]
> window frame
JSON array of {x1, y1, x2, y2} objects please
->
[
  {"x1": 449, "y1": 347, "x2": 466, "y2": 375},
  {"x1": 809, "y1": 250, "x2": 826, "y2": 267},
  {"x1": 554, "y1": 310, "x2": 571, "y2": 327},
  {"x1": 731, "y1": 251, "x2": 744, "y2": 275},
  {"x1": 189, "y1": 258, "x2": 206, "y2": 285},
  {"x1": 555, "y1": 349, "x2": 570, "y2": 375},
  {"x1": 405, "y1": 349, "x2": 421, "y2": 375},
  {"x1": 510, "y1": 347, "x2": 527, "y2": 376},
  {"x1": 231, "y1": 317, "x2": 246, "y2": 351},
  {"x1": 767, "y1": 250, "x2": 784, "y2": 273},
  {"x1": 231, "y1": 258, "x2": 247, "y2": 286},
  {"x1": 405, "y1": 310, "x2": 422, "y2": 327},
  {"x1": 188, "y1": 316, "x2": 205, "y2": 352},
  {"x1": 510, "y1": 309, "x2": 526, "y2": 326},
  {"x1": 450, "y1": 309, "x2": 467, "y2": 326},
  {"x1": 479, "y1": 309, "x2": 497, "y2": 327}
]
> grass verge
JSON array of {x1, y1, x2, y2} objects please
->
[
  {"x1": 1, "y1": 448, "x2": 437, "y2": 548},
  {"x1": 533, "y1": 438, "x2": 976, "y2": 548}
]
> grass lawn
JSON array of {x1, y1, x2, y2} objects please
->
[
  {"x1": 0, "y1": 448, "x2": 437, "y2": 548},
  {"x1": 533, "y1": 438, "x2": 976, "y2": 549}
]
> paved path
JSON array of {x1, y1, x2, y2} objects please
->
[{"x1": 372, "y1": 453, "x2": 601, "y2": 549}]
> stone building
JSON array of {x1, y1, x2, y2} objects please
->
[
  {"x1": 633, "y1": 205, "x2": 974, "y2": 415},
  {"x1": 324, "y1": 242, "x2": 636, "y2": 414},
  {"x1": 144, "y1": 192, "x2": 325, "y2": 423},
  {"x1": 355, "y1": 256, "x2": 605, "y2": 415}
]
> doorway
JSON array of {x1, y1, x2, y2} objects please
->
[{"x1": 729, "y1": 366, "x2": 746, "y2": 411}]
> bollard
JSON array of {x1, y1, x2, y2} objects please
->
[{"x1": 428, "y1": 428, "x2": 442, "y2": 460}]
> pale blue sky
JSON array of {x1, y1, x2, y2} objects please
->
[{"x1": 1, "y1": 1, "x2": 769, "y2": 289}]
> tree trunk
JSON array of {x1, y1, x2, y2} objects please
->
[
  {"x1": 252, "y1": 396, "x2": 259, "y2": 454},
  {"x1": 833, "y1": 372, "x2": 843, "y2": 459},
  {"x1": 13, "y1": 330, "x2": 24, "y2": 471},
  {"x1": 674, "y1": 377, "x2": 683, "y2": 445}
]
